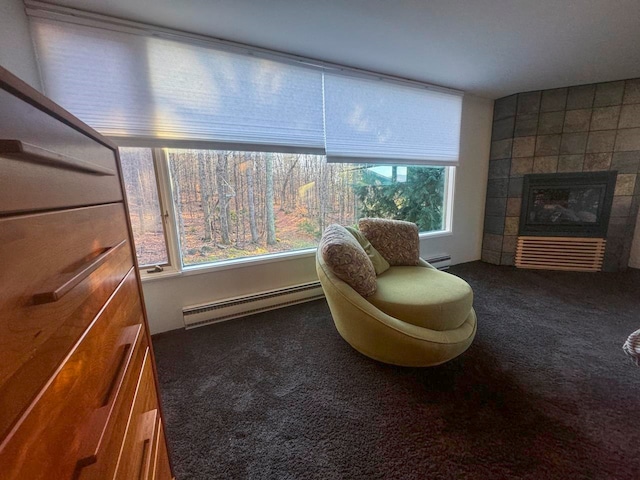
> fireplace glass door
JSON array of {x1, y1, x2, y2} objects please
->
[
  {"x1": 519, "y1": 172, "x2": 617, "y2": 237},
  {"x1": 528, "y1": 186, "x2": 603, "y2": 225}
]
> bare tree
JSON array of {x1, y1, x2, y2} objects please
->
[
  {"x1": 279, "y1": 156, "x2": 299, "y2": 212},
  {"x1": 197, "y1": 151, "x2": 213, "y2": 242},
  {"x1": 215, "y1": 152, "x2": 231, "y2": 245},
  {"x1": 169, "y1": 155, "x2": 185, "y2": 246},
  {"x1": 265, "y1": 152, "x2": 276, "y2": 245},
  {"x1": 246, "y1": 152, "x2": 260, "y2": 243},
  {"x1": 232, "y1": 156, "x2": 241, "y2": 248}
]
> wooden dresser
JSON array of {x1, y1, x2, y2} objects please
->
[{"x1": 0, "y1": 66, "x2": 173, "y2": 479}]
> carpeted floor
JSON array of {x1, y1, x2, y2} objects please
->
[{"x1": 152, "y1": 261, "x2": 640, "y2": 480}]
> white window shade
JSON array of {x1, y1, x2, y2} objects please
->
[
  {"x1": 323, "y1": 74, "x2": 462, "y2": 165},
  {"x1": 30, "y1": 19, "x2": 325, "y2": 151}
]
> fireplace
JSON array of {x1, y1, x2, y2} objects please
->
[
  {"x1": 519, "y1": 172, "x2": 617, "y2": 238},
  {"x1": 484, "y1": 83, "x2": 640, "y2": 271}
]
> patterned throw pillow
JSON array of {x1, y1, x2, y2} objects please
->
[
  {"x1": 319, "y1": 224, "x2": 377, "y2": 297},
  {"x1": 345, "y1": 226, "x2": 390, "y2": 276},
  {"x1": 358, "y1": 218, "x2": 420, "y2": 266}
]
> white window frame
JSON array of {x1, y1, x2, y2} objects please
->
[
  {"x1": 150, "y1": 148, "x2": 182, "y2": 275},
  {"x1": 439, "y1": 166, "x2": 456, "y2": 237}
]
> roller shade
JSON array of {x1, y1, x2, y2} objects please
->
[
  {"x1": 323, "y1": 73, "x2": 462, "y2": 165},
  {"x1": 30, "y1": 18, "x2": 325, "y2": 151},
  {"x1": 29, "y1": 12, "x2": 463, "y2": 164}
]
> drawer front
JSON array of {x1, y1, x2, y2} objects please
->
[
  {"x1": 0, "y1": 203, "x2": 134, "y2": 440},
  {"x1": 115, "y1": 348, "x2": 160, "y2": 480},
  {"x1": 76, "y1": 336, "x2": 149, "y2": 480},
  {"x1": 152, "y1": 420, "x2": 173, "y2": 480},
  {"x1": 0, "y1": 87, "x2": 122, "y2": 214},
  {"x1": 0, "y1": 271, "x2": 145, "y2": 480}
]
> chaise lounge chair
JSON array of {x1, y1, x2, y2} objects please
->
[{"x1": 316, "y1": 219, "x2": 477, "y2": 367}]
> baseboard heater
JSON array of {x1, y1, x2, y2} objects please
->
[
  {"x1": 183, "y1": 281, "x2": 325, "y2": 329},
  {"x1": 182, "y1": 254, "x2": 451, "y2": 329}
]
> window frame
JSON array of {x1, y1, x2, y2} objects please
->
[
  {"x1": 116, "y1": 141, "x2": 456, "y2": 279},
  {"x1": 151, "y1": 148, "x2": 182, "y2": 273},
  {"x1": 117, "y1": 146, "x2": 174, "y2": 270},
  {"x1": 442, "y1": 165, "x2": 456, "y2": 235}
]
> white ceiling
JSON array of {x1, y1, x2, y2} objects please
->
[{"x1": 37, "y1": 0, "x2": 640, "y2": 99}]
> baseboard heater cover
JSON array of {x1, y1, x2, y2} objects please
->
[
  {"x1": 183, "y1": 281, "x2": 325, "y2": 329},
  {"x1": 515, "y1": 236, "x2": 606, "y2": 272},
  {"x1": 182, "y1": 254, "x2": 451, "y2": 329},
  {"x1": 428, "y1": 255, "x2": 451, "y2": 270}
]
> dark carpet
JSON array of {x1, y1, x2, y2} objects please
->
[{"x1": 152, "y1": 261, "x2": 640, "y2": 480}]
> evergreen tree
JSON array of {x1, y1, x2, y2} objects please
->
[{"x1": 354, "y1": 166, "x2": 445, "y2": 232}]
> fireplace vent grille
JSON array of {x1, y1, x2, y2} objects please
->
[{"x1": 515, "y1": 236, "x2": 606, "y2": 272}]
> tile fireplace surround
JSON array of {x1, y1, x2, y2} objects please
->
[{"x1": 482, "y1": 78, "x2": 640, "y2": 271}]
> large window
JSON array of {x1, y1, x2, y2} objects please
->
[
  {"x1": 32, "y1": 10, "x2": 461, "y2": 272},
  {"x1": 119, "y1": 147, "x2": 449, "y2": 269}
]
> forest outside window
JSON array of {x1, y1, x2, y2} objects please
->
[{"x1": 119, "y1": 146, "x2": 451, "y2": 269}]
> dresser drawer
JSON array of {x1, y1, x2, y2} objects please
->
[
  {"x1": 76, "y1": 336, "x2": 149, "y2": 480},
  {"x1": 0, "y1": 87, "x2": 122, "y2": 214},
  {"x1": 0, "y1": 271, "x2": 145, "y2": 480},
  {"x1": 115, "y1": 347, "x2": 160, "y2": 480},
  {"x1": 152, "y1": 420, "x2": 173, "y2": 480},
  {"x1": 0, "y1": 203, "x2": 134, "y2": 440}
]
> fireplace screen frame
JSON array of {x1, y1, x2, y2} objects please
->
[{"x1": 519, "y1": 171, "x2": 617, "y2": 238}]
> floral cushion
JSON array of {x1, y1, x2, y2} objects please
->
[
  {"x1": 345, "y1": 226, "x2": 390, "y2": 275},
  {"x1": 358, "y1": 218, "x2": 420, "y2": 266},
  {"x1": 319, "y1": 224, "x2": 377, "y2": 297}
]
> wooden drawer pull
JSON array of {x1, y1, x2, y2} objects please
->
[
  {"x1": 0, "y1": 139, "x2": 116, "y2": 176},
  {"x1": 33, "y1": 239, "x2": 127, "y2": 304},
  {"x1": 74, "y1": 324, "x2": 143, "y2": 472},
  {"x1": 138, "y1": 410, "x2": 159, "y2": 480}
]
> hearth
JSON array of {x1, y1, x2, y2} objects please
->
[{"x1": 519, "y1": 172, "x2": 617, "y2": 238}]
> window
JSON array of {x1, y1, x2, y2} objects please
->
[
  {"x1": 34, "y1": 10, "x2": 460, "y2": 272},
  {"x1": 119, "y1": 147, "x2": 449, "y2": 268},
  {"x1": 119, "y1": 147, "x2": 169, "y2": 267}
]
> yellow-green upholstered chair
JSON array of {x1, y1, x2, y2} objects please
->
[{"x1": 316, "y1": 221, "x2": 477, "y2": 367}]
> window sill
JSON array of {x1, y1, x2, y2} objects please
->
[
  {"x1": 181, "y1": 247, "x2": 317, "y2": 276},
  {"x1": 419, "y1": 229, "x2": 452, "y2": 240},
  {"x1": 140, "y1": 247, "x2": 317, "y2": 282},
  {"x1": 139, "y1": 266, "x2": 181, "y2": 282}
]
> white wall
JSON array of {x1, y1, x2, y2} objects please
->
[
  {"x1": 629, "y1": 209, "x2": 640, "y2": 269},
  {"x1": 0, "y1": 0, "x2": 41, "y2": 90},
  {"x1": 418, "y1": 94, "x2": 493, "y2": 264},
  {"x1": 142, "y1": 94, "x2": 493, "y2": 334}
]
